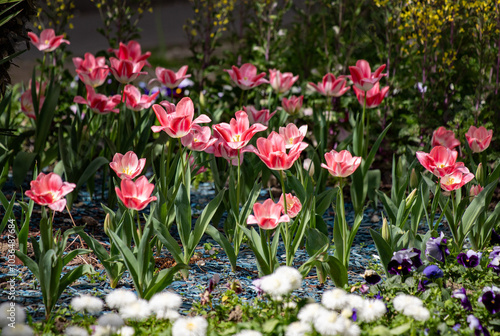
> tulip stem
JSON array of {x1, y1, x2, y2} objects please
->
[
  {"x1": 363, "y1": 94, "x2": 367, "y2": 157},
  {"x1": 266, "y1": 229, "x2": 273, "y2": 272},
  {"x1": 237, "y1": 149, "x2": 241, "y2": 209},
  {"x1": 136, "y1": 210, "x2": 142, "y2": 241},
  {"x1": 177, "y1": 138, "x2": 187, "y2": 187},
  {"x1": 279, "y1": 170, "x2": 289, "y2": 256}
]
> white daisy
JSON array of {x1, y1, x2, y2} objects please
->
[
  {"x1": 392, "y1": 294, "x2": 423, "y2": 312},
  {"x1": 274, "y1": 266, "x2": 303, "y2": 291},
  {"x1": 285, "y1": 321, "x2": 312, "y2": 336},
  {"x1": 345, "y1": 294, "x2": 365, "y2": 311},
  {"x1": 93, "y1": 326, "x2": 114, "y2": 336},
  {"x1": 2, "y1": 324, "x2": 34, "y2": 336},
  {"x1": 322, "y1": 288, "x2": 348, "y2": 311},
  {"x1": 149, "y1": 291, "x2": 183, "y2": 312},
  {"x1": 404, "y1": 305, "x2": 430, "y2": 321},
  {"x1": 119, "y1": 299, "x2": 151, "y2": 321},
  {"x1": 283, "y1": 301, "x2": 297, "y2": 310},
  {"x1": 97, "y1": 313, "x2": 124, "y2": 332},
  {"x1": 71, "y1": 295, "x2": 104, "y2": 315},
  {"x1": 156, "y1": 309, "x2": 181, "y2": 321},
  {"x1": 297, "y1": 303, "x2": 325, "y2": 324},
  {"x1": 105, "y1": 289, "x2": 138, "y2": 310},
  {"x1": 260, "y1": 273, "x2": 293, "y2": 297},
  {"x1": 117, "y1": 326, "x2": 135, "y2": 336},
  {"x1": 343, "y1": 319, "x2": 361, "y2": 336},
  {"x1": 313, "y1": 309, "x2": 346, "y2": 336},
  {"x1": 64, "y1": 326, "x2": 88, "y2": 336},
  {"x1": 0, "y1": 302, "x2": 26, "y2": 328},
  {"x1": 356, "y1": 299, "x2": 386, "y2": 322},
  {"x1": 172, "y1": 316, "x2": 208, "y2": 336}
]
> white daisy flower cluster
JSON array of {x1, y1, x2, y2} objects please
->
[
  {"x1": 105, "y1": 289, "x2": 183, "y2": 322},
  {"x1": 291, "y1": 288, "x2": 387, "y2": 336},
  {"x1": 392, "y1": 294, "x2": 430, "y2": 321},
  {"x1": 0, "y1": 302, "x2": 33, "y2": 336},
  {"x1": 65, "y1": 289, "x2": 185, "y2": 336},
  {"x1": 71, "y1": 295, "x2": 104, "y2": 315},
  {"x1": 172, "y1": 316, "x2": 208, "y2": 336},
  {"x1": 257, "y1": 266, "x2": 303, "y2": 299}
]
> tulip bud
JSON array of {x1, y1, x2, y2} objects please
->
[
  {"x1": 381, "y1": 217, "x2": 390, "y2": 241},
  {"x1": 470, "y1": 184, "x2": 483, "y2": 198},
  {"x1": 303, "y1": 158, "x2": 315, "y2": 176},
  {"x1": 476, "y1": 163, "x2": 484, "y2": 184},
  {"x1": 405, "y1": 188, "x2": 417, "y2": 210},
  {"x1": 410, "y1": 168, "x2": 419, "y2": 189},
  {"x1": 199, "y1": 91, "x2": 206, "y2": 109},
  {"x1": 104, "y1": 213, "x2": 113, "y2": 235}
]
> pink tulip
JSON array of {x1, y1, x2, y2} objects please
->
[
  {"x1": 21, "y1": 89, "x2": 45, "y2": 120},
  {"x1": 470, "y1": 185, "x2": 484, "y2": 197},
  {"x1": 123, "y1": 85, "x2": 159, "y2": 111},
  {"x1": 74, "y1": 85, "x2": 122, "y2": 114},
  {"x1": 279, "y1": 193, "x2": 302, "y2": 218},
  {"x1": 416, "y1": 146, "x2": 465, "y2": 178},
  {"x1": 205, "y1": 132, "x2": 252, "y2": 166},
  {"x1": 431, "y1": 126, "x2": 460, "y2": 150},
  {"x1": 352, "y1": 83, "x2": 389, "y2": 108},
  {"x1": 251, "y1": 132, "x2": 308, "y2": 170},
  {"x1": 465, "y1": 126, "x2": 493, "y2": 153},
  {"x1": 243, "y1": 106, "x2": 276, "y2": 126},
  {"x1": 27, "y1": 29, "x2": 70, "y2": 52},
  {"x1": 154, "y1": 65, "x2": 191, "y2": 89},
  {"x1": 321, "y1": 150, "x2": 361, "y2": 178},
  {"x1": 348, "y1": 59, "x2": 387, "y2": 91},
  {"x1": 151, "y1": 97, "x2": 211, "y2": 138},
  {"x1": 111, "y1": 40, "x2": 151, "y2": 67},
  {"x1": 115, "y1": 176, "x2": 157, "y2": 211},
  {"x1": 279, "y1": 124, "x2": 307, "y2": 149},
  {"x1": 181, "y1": 125, "x2": 217, "y2": 151},
  {"x1": 308, "y1": 73, "x2": 350, "y2": 97},
  {"x1": 213, "y1": 111, "x2": 267, "y2": 150},
  {"x1": 225, "y1": 63, "x2": 269, "y2": 90},
  {"x1": 440, "y1": 167, "x2": 474, "y2": 191},
  {"x1": 269, "y1": 69, "x2": 299, "y2": 94},
  {"x1": 109, "y1": 151, "x2": 146, "y2": 179},
  {"x1": 109, "y1": 58, "x2": 147, "y2": 84},
  {"x1": 73, "y1": 53, "x2": 110, "y2": 88},
  {"x1": 281, "y1": 95, "x2": 303, "y2": 115},
  {"x1": 247, "y1": 198, "x2": 290, "y2": 230},
  {"x1": 25, "y1": 173, "x2": 76, "y2": 212}
]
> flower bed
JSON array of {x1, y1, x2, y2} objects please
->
[{"x1": 1, "y1": 1, "x2": 500, "y2": 335}]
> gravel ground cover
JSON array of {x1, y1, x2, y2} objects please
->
[{"x1": 1, "y1": 180, "x2": 441, "y2": 321}]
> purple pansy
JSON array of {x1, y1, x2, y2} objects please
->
[
  {"x1": 467, "y1": 315, "x2": 491, "y2": 336},
  {"x1": 452, "y1": 288, "x2": 473, "y2": 311},
  {"x1": 457, "y1": 250, "x2": 482, "y2": 268},
  {"x1": 423, "y1": 265, "x2": 444, "y2": 279},
  {"x1": 425, "y1": 232, "x2": 450, "y2": 263},
  {"x1": 488, "y1": 256, "x2": 500, "y2": 274},
  {"x1": 489, "y1": 246, "x2": 500, "y2": 259},
  {"x1": 388, "y1": 248, "x2": 422, "y2": 275},
  {"x1": 479, "y1": 286, "x2": 500, "y2": 314},
  {"x1": 362, "y1": 269, "x2": 381, "y2": 285}
]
